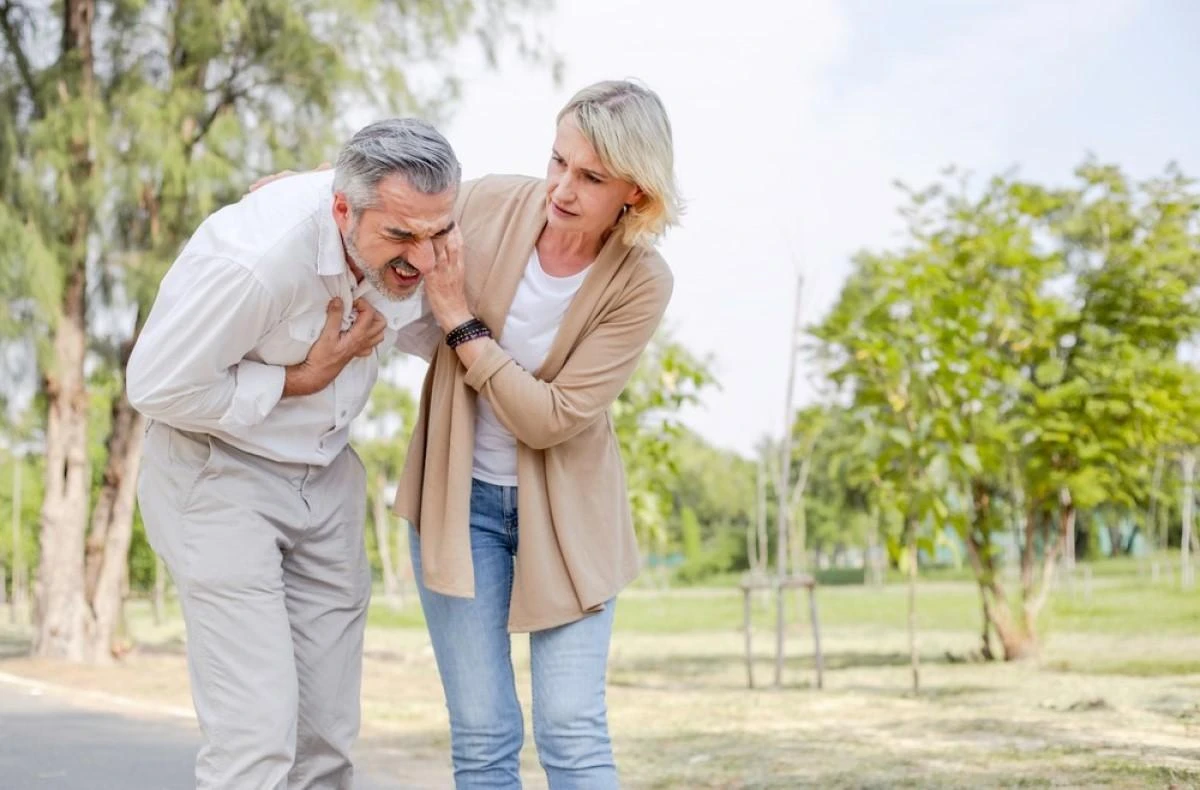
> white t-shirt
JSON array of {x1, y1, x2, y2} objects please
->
[{"x1": 472, "y1": 251, "x2": 589, "y2": 485}]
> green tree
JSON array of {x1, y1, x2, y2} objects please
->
[
  {"x1": 812, "y1": 160, "x2": 1200, "y2": 662},
  {"x1": 668, "y1": 429, "x2": 757, "y2": 579},
  {"x1": 791, "y1": 405, "x2": 879, "y2": 577},
  {"x1": 611, "y1": 334, "x2": 714, "y2": 567},
  {"x1": 813, "y1": 246, "x2": 972, "y2": 690},
  {"x1": 0, "y1": 443, "x2": 40, "y2": 622}
]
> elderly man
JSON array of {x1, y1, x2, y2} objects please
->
[{"x1": 127, "y1": 118, "x2": 457, "y2": 789}]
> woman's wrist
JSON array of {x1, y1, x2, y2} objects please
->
[
  {"x1": 437, "y1": 307, "x2": 476, "y2": 334},
  {"x1": 445, "y1": 316, "x2": 492, "y2": 348}
]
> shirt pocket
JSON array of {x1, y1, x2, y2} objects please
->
[
  {"x1": 287, "y1": 310, "x2": 325, "y2": 344},
  {"x1": 254, "y1": 310, "x2": 326, "y2": 367}
]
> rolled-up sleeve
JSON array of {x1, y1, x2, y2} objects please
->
[
  {"x1": 391, "y1": 313, "x2": 443, "y2": 362},
  {"x1": 127, "y1": 255, "x2": 286, "y2": 434}
]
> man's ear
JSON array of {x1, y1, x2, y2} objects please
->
[{"x1": 331, "y1": 191, "x2": 353, "y2": 233}]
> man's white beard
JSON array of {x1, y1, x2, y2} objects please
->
[{"x1": 345, "y1": 224, "x2": 421, "y2": 302}]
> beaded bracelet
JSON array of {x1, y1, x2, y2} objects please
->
[{"x1": 446, "y1": 317, "x2": 492, "y2": 348}]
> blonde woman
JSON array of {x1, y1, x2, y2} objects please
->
[{"x1": 406, "y1": 80, "x2": 680, "y2": 789}]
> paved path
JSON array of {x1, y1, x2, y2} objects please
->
[{"x1": 0, "y1": 681, "x2": 427, "y2": 789}]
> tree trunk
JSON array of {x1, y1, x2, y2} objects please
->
[
  {"x1": 790, "y1": 498, "x2": 807, "y2": 623},
  {"x1": 967, "y1": 482, "x2": 995, "y2": 660},
  {"x1": 1182, "y1": 452, "x2": 1195, "y2": 591},
  {"x1": 977, "y1": 574, "x2": 1037, "y2": 661},
  {"x1": 978, "y1": 589, "x2": 991, "y2": 661},
  {"x1": 82, "y1": 310, "x2": 147, "y2": 662},
  {"x1": 34, "y1": 268, "x2": 93, "y2": 661},
  {"x1": 1061, "y1": 488, "x2": 1076, "y2": 570},
  {"x1": 971, "y1": 563, "x2": 1037, "y2": 660},
  {"x1": 772, "y1": 275, "x2": 803, "y2": 689},
  {"x1": 755, "y1": 456, "x2": 768, "y2": 575},
  {"x1": 1105, "y1": 521, "x2": 1124, "y2": 557},
  {"x1": 85, "y1": 378, "x2": 142, "y2": 601},
  {"x1": 745, "y1": 508, "x2": 757, "y2": 574},
  {"x1": 787, "y1": 454, "x2": 812, "y2": 623},
  {"x1": 866, "y1": 505, "x2": 883, "y2": 587},
  {"x1": 373, "y1": 473, "x2": 401, "y2": 607},
  {"x1": 83, "y1": 393, "x2": 145, "y2": 664},
  {"x1": 11, "y1": 458, "x2": 28, "y2": 625},
  {"x1": 990, "y1": 609, "x2": 1037, "y2": 660},
  {"x1": 33, "y1": 0, "x2": 97, "y2": 662},
  {"x1": 965, "y1": 480, "x2": 1037, "y2": 661},
  {"x1": 753, "y1": 453, "x2": 772, "y2": 611},
  {"x1": 1017, "y1": 501, "x2": 1070, "y2": 654},
  {"x1": 788, "y1": 451, "x2": 813, "y2": 574},
  {"x1": 1019, "y1": 502, "x2": 1038, "y2": 597},
  {"x1": 1148, "y1": 449, "x2": 1165, "y2": 550},
  {"x1": 906, "y1": 518, "x2": 919, "y2": 693},
  {"x1": 775, "y1": 274, "x2": 803, "y2": 587}
]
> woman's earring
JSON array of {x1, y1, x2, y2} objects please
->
[{"x1": 621, "y1": 203, "x2": 631, "y2": 217}]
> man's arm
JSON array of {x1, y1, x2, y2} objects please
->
[
  {"x1": 127, "y1": 256, "x2": 289, "y2": 434},
  {"x1": 390, "y1": 312, "x2": 443, "y2": 363},
  {"x1": 127, "y1": 256, "x2": 387, "y2": 434}
]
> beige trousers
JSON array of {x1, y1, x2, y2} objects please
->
[{"x1": 137, "y1": 421, "x2": 371, "y2": 790}]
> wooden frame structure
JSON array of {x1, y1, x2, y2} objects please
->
[{"x1": 740, "y1": 572, "x2": 824, "y2": 690}]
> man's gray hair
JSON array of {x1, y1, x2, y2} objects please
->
[{"x1": 333, "y1": 118, "x2": 461, "y2": 212}]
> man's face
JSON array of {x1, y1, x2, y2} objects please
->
[{"x1": 333, "y1": 173, "x2": 457, "y2": 300}]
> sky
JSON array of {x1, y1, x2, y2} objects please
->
[{"x1": 377, "y1": 0, "x2": 1200, "y2": 458}]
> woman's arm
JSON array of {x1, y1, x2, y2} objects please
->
[
  {"x1": 425, "y1": 232, "x2": 673, "y2": 450},
  {"x1": 469, "y1": 274, "x2": 671, "y2": 449}
]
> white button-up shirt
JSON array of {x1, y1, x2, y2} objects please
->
[{"x1": 127, "y1": 170, "x2": 442, "y2": 466}]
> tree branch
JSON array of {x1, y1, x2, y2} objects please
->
[
  {"x1": 0, "y1": 0, "x2": 43, "y2": 118},
  {"x1": 1027, "y1": 521, "x2": 1067, "y2": 620},
  {"x1": 1020, "y1": 501, "x2": 1037, "y2": 596},
  {"x1": 186, "y1": 84, "x2": 243, "y2": 153}
]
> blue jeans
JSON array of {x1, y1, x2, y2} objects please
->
[{"x1": 411, "y1": 479, "x2": 618, "y2": 789}]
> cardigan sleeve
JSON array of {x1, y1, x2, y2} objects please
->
[{"x1": 463, "y1": 267, "x2": 673, "y2": 450}]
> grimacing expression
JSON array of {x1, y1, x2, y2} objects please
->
[
  {"x1": 333, "y1": 174, "x2": 457, "y2": 300},
  {"x1": 544, "y1": 116, "x2": 643, "y2": 237}
]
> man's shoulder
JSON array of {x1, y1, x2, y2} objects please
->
[{"x1": 181, "y1": 171, "x2": 334, "y2": 281}]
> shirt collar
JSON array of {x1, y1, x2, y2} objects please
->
[
  {"x1": 316, "y1": 185, "x2": 349, "y2": 277},
  {"x1": 356, "y1": 280, "x2": 429, "y2": 330}
]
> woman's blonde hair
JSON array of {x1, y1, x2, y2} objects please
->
[{"x1": 557, "y1": 80, "x2": 683, "y2": 247}]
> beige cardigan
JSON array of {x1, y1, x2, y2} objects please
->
[{"x1": 392, "y1": 174, "x2": 674, "y2": 632}]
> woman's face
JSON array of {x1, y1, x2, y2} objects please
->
[{"x1": 544, "y1": 116, "x2": 642, "y2": 238}]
